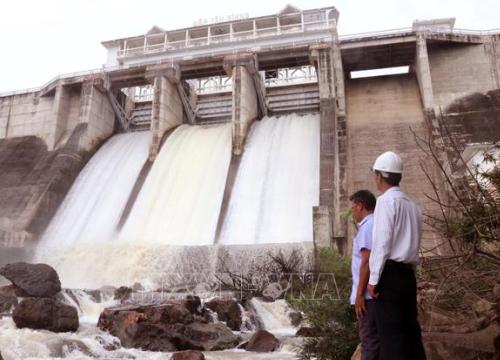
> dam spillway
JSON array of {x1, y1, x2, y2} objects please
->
[
  {"x1": 1, "y1": 4, "x2": 499, "y2": 359},
  {"x1": 220, "y1": 114, "x2": 320, "y2": 245},
  {"x1": 119, "y1": 123, "x2": 232, "y2": 246},
  {"x1": 34, "y1": 114, "x2": 318, "y2": 289},
  {"x1": 2, "y1": 5, "x2": 496, "y2": 254},
  {"x1": 38, "y1": 132, "x2": 150, "y2": 247}
]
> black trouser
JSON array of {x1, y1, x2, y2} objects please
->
[
  {"x1": 359, "y1": 299, "x2": 380, "y2": 360},
  {"x1": 374, "y1": 260, "x2": 426, "y2": 360}
]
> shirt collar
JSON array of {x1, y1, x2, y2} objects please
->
[
  {"x1": 357, "y1": 213, "x2": 374, "y2": 227},
  {"x1": 384, "y1": 186, "x2": 400, "y2": 194}
]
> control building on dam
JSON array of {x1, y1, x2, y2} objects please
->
[{"x1": 1, "y1": 5, "x2": 499, "y2": 255}]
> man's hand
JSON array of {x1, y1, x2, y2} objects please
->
[
  {"x1": 367, "y1": 284, "x2": 379, "y2": 299},
  {"x1": 354, "y1": 295, "x2": 366, "y2": 320}
]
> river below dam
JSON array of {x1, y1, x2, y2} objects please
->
[{"x1": 1, "y1": 113, "x2": 320, "y2": 359}]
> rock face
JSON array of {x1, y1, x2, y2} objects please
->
[
  {"x1": 205, "y1": 298, "x2": 242, "y2": 331},
  {"x1": 98, "y1": 301, "x2": 240, "y2": 352},
  {"x1": 0, "y1": 127, "x2": 92, "y2": 244},
  {"x1": 171, "y1": 350, "x2": 205, "y2": 360},
  {"x1": 422, "y1": 324, "x2": 500, "y2": 360},
  {"x1": 13, "y1": 297, "x2": 79, "y2": 332},
  {"x1": 245, "y1": 329, "x2": 280, "y2": 352},
  {"x1": 0, "y1": 262, "x2": 61, "y2": 297}
]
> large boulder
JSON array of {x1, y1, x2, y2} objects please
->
[
  {"x1": 0, "y1": 284, "x2": 27, "y2": 297},
  {"x1": 0, "y1": 294, "x2": 18, "y2": 313},
  {"x1": 0, "y1": 262, "x2": 61, "y2": 297},
  {"x1": 245, "y1": 329, "x2": 280, "y2": 352},
  {"x1": 113, "y1": 286, "x2": 132, "y2": 301},
  {"x1": 288, "y1": 311, "x2": 303, "y2": 327},
  {"x1": 423, "y1": 324, "x2": 499, "y2": 360},
  {"x1": 171, "y1": 350, "x2": 205, "y2": 360},
  {"x1": 13, "y1": 297, "x2": 79, "y2": 332},
  {"x1": 174, "y1": 322, "x2": 240, "y2": 351},
  {"x1": 205, "y1": 298, "x2": 242, "y2": 331},
  {"x1": 98, "y1": 301, "x2": 239, "y2": 352},
  {"x1": 296, "y1": 326, "x2": 320, "y2": 337}
]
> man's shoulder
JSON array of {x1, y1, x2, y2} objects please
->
[{"x1": 356, "y1": 215, "x2": 374, "y2": 244}]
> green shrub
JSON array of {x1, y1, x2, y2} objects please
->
[{"x1": 290, "y1": 247, "x2": 358, "y2": 360}]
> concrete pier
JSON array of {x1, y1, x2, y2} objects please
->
[
  {"x1": 224, "y1": 53, "x2": 260, "y2": 155},
  {"x1": 145, "y1": 64, "x2": 183, "y2": 160},
  {"x1": 310, "y1": 36, "x2": 348, "y2": 252}
]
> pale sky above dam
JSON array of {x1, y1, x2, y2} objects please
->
[{"x1": 0, "y1": 0, "x2": 499, "y2": 92}]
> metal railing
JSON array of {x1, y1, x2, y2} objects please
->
[
  {"x1": 191, "y1": 77, "x2": 233, "y2": 95},
  {"x1": 133, "y1": 85, "x2": 154, "y2": 102},
  {"x1": 265, "y1": 66, "x2": 317, "y2": 87},
  {"x1": 2, "y1": 25, "x2": 499, "y2": 98},
  {"x1": 117, "y1": 19, "x2": 333, "y2": 57},
  {"x1": 339, "y1": 27, "x2": 500, "y2": 41}
]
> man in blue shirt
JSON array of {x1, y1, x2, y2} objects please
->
[{"x1": 350, "y1": 190, "x2": 379, "y2": 360}]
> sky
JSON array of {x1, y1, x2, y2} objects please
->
[{"x1": 0, "y1": 0, "x2": 499, "y2": 92}]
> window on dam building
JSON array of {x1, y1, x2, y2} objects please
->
[{"x1": 350, "y1": 65, "x2": 410, "y2": 79}]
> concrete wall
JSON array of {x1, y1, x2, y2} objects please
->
[
  {"x1": 232, "y1": 64, "x2": 258, "y2": 155},
  {"x1": 149, "y1": 76, "x2": 183, "y2": 160},
  {"x1": 0, "y1": 87, "x2": 82, "y2": 150},
  {"x1": 428, "y1": 41, "x2": 499, "y2": 110},
  {"x1": 345, "y1": 74, "x2": 441, "y2": 253},
  {"x1": 77, "y1": 82, "x2": 116, "y2": 152},
  {"x1": 0, "y1": 80, "x2": 113, "y2": 153},
  {"x1": 0, "y1": 79, "x2": 116, "y2": 246},
  {"x1": 0, "y1": 93, "x2": 55, "y2": 147}
]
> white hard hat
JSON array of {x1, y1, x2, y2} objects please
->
[{"x1": 372, "y1": 151, "x2": 403, "y2": 174}]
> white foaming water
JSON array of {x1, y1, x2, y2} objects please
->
[
  {"x1": 61, "y1": 289, "x2": 118, "y2": 324},
  {"x1": 250, "y1": 298, "x2": 298, "y2": 336},
  {"x1": 0, "y1": 316, "x2": 298, "y2": 359},
  {"x1": 220, "y1": 113, "x2": 320, "y2": 245},
  {"x1": 119, "y1": 123, "x2": 232, "y2": 246},
  {"x1": 38, "y1": 132, "x2": 150, "y2": 247},
  {"x1": 0, "y1": 289, "x2": 297, "y2": 359},
  {"x1": 34, "y1": 132, "x2": 150, "y2": 289},
  {"x1": 34, "y1": 125, "x2": 231, "y2": 289}
]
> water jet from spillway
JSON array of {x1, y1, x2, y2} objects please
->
[
  {"x1": 38, "y1": 132, "x2": 150, "y2": 247},
  {"x1": 219, "y1": 113, "x2": 320, "y2": 245},
  {"x1": 119, "y1": 123, "x2": 232, "y2": 246}
]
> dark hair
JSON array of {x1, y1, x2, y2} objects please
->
[
  {"x1": 375, "y1": 170, "x2": 402, "y2": 186},
  {"x1": 349, "y1": 190, "x2": 376, "y2": 211}
]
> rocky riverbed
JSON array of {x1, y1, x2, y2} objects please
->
[{"x1": 0, "y1": 262, "x2": 304, "y2": 360}]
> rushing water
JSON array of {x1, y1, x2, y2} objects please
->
[
  {"x1": 220, "y1": 114, "x2": 320, "y2": 245},
  {"x1": 3, "y1": 115, "x2": 322, "y2": 358},
  {"x1": 34, "y1": 116, "x2": 318, "y2": 289},
  {"x1": 38, "y1": 132, "x2": 150, "y2": 247},
  {"x1": 0, "y1": 290, "x2": 300, "y2": 360},
  {"x1": 119, "y1": 123, "x2": 232, "y2": 246},
  {"x1": 249, "y1": 298, "x2": 298, "y2": 336}
]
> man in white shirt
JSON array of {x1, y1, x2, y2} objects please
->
[
  {"x1": 367, "y1": 151, "x2": 426, "y2": 360},
  {"x1": 349, "y1": 190, "x2": 379, "y2": 360}
]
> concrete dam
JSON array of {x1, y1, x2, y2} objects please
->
[{"x1": 1, "y1": 5, "x2": 500, "y2": 288}]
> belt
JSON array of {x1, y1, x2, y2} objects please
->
[{"x1": 385, "y1": 259, "x2": 414, "y2": 270}]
